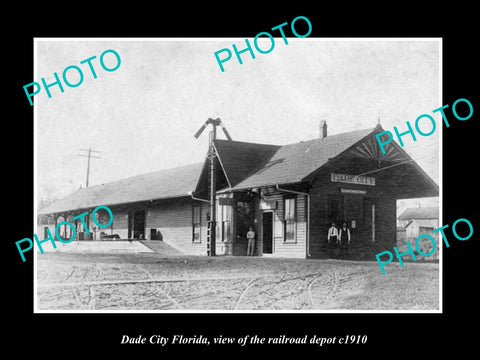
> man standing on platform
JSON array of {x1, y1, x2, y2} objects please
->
[
  {"x1": 246, "y1": 226, "x2": 256, "y2": 256},
  {"x1": 338, "y1": 222, "x2": 351, "y2": 258},
  {"x1": 327, "y1": 221, "x2": 339, "y2": 257}
]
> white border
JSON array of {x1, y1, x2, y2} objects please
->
[
  {"x1": 438, "y1": 38, "x2": 443, "y2": 314},
  {"x1": 33, "y1": 37, "x2": 443, "y2": 314}
]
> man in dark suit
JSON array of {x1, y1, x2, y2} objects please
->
[{"x1": 338, "y1": 222, "x2": 351, "y2": 258}]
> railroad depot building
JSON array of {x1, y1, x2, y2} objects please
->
[{"x1": 38, "y1": 123, "x2": 438, "y2": 260}]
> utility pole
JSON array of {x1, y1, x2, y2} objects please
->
[
  {"x1": 78, "y1": 148, "x2": 101, "y2": 187},
  {"x1": 208, "y1": 128, "x2": 217, "y2": 256},
  {"x1": 194, "y1": 118, "x2": 232, "y2": 256}
]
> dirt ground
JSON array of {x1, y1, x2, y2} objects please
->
[{"x1": 36, "y1": 252, "x2": 439, "y2": 311}]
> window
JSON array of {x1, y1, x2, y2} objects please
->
[
  {"x1": 224, "y1": 205, "x2": 231, "y2": 241},
  {"x1": 419, "y1": 226, "x2": 434, "y2": 235},
  {"x1": 284, "y1": 197, "x2": 296, "y2": 242},
  {"x1": 192, "y1": 204, "x2": 202, "y2": 242},
  {"x1": 236, "y1": 201, "x2": 254, "y2": 239},
  {"x1": 216, "y1": 202, "x2": 231, "y2": 242},
  {"x1": 327, "y1": 194, "x2": 344, "y2": 224}
]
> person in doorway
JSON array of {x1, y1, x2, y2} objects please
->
[
  {"x1": 338, "y1": 222, "x2": 351, "y2": 258},
  {"x1": 327, "y1": 222, "x2": 338, "y2": 257},
  {"x1": 246, "y1": 226, "x2": 256, "y2": 256}
]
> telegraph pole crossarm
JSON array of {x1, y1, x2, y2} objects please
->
[{"x1": 78, "y1": 148, "x2": 101, "y2": 187}]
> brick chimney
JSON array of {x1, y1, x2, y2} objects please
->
[{"x1": 320, "y1": 120, "x2": 327, "y2": 138}]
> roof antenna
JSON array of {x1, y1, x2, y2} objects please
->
[{"x1": 194, "y1": 118, "x2": 232, "y2": 141}]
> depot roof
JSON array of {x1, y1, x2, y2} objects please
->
[
  {"x1": 40, "y1": 125, "x2": 439, "y2": 215},
  {"x1": 38, "y1": 162, "x2": 204, "y2": 215},
  {"x1": 213, "y1": 127, "x2": 375, "y2": 190}
]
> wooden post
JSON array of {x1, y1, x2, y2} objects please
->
[
  {"x1": 194, "y1": 117, "x2": 231, "y2": 256},
  {"x1": 372, "y1": 204, "x2": 376, "y2": 242},
  {"x1": 78, "y1": 148, "x2": 101, "y2": 188},
  {"x1": 86, "y1": 148, "x2": 91, "y2": 187},
  {"x1": 208, "y1": 128, "x2": 217, "y2": 256}
]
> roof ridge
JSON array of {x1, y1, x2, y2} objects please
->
[
  {"x1": 280, "y1": 127, "x2": 377, "y2": 147},
  {"x1": 39, "y1": 162, "x2": 206, "y2": 214},
  {"x1": 398, "y1": 206, "x2": 439, "y2": 220},
  {"x1": 82, "y1": 162, "x2": 205, "y2": 190},
  {"x1": 229, "y1": 126, "x2": 384, "y2": 190},
  {"x1": 214, "y1": 127, "x2": 377, "y2": 149},
  {"x1": 213, "y1": 138, "x2": 281, "y2": 148}
]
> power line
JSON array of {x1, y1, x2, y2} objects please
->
[
  {"x1": 355, "y1": 152, "x2": 438, "y2": 177},
  {"x1": 356, "y1": 159, "x2": 415, "y2": 177}
]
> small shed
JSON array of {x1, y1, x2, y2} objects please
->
[{"x1": 397, "y1": 207, "x2": 439, "y2": 260}]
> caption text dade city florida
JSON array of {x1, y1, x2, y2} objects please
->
[{"x1": 121, "y1": 334, "x2": 367, "y2": 346}]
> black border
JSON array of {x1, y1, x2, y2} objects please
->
[{"x1": 7, "y1": 6, "x2": 479, "y2": 356}]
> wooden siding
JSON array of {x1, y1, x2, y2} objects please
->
[
  {"x1": 111, "y1": 208, "x2": 129, "y2": 239},
  {"x1": 254, "y1": 187, "x2": 306, "y2": 258},
  {"x1": 37, "y1": 200, "x2": 209, "y2": 255},
  {"x1": 405, "y1": 219, "x2": 439, "y2": 241},
  {"x1": 146, "y1": 198, "x2": 206, "y2": 255},
  {"x1": 399, "y1": 219, "x2": 440, "y2": 260},
  {"x1": 309, "y1": 167, "x2": 398, "y2": 260}
]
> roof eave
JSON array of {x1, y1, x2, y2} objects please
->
[
  {"x1": 231, "y1": 180, "x2": 304, "y2": 192},
  {"x1": 38, "y1": 193, "x2": 194, "y2": 216}
]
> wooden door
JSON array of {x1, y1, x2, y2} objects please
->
[{"x1": 262, "y1": 212, "x2": 273, "y2": 254}]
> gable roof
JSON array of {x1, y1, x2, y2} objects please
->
[
  {"x1": 214, "y1": 127, "x2": 376, "y2": 190},
  {"x1": 40, "y1": 125, "x2": 439, "y2": 216},
  {"x1": 39, "y1": 162, "x2": 204, "y2": 215},
  {"x1": 213, "y1": 140, "x2": 280, "y2": 188},
  {"x1": 398, "y1": 207, "x2": 439, "y2": 221},
  {"x1": 404, "y1": 219, "x2": 437, "y2": 229}
]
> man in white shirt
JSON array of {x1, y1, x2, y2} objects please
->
[
  {"x1": 327, "y1": 222, "x2": 338, "y2": 243},
  {"x1": 327, "y1": 222, "x2": 338, "y2": 258},
  {"x1": 246, "y1": 226, "x2": 256, "y2": 256}
]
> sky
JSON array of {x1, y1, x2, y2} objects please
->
[{"x1": 35, "y1": 38, "x2": 441, "y2": 211}]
